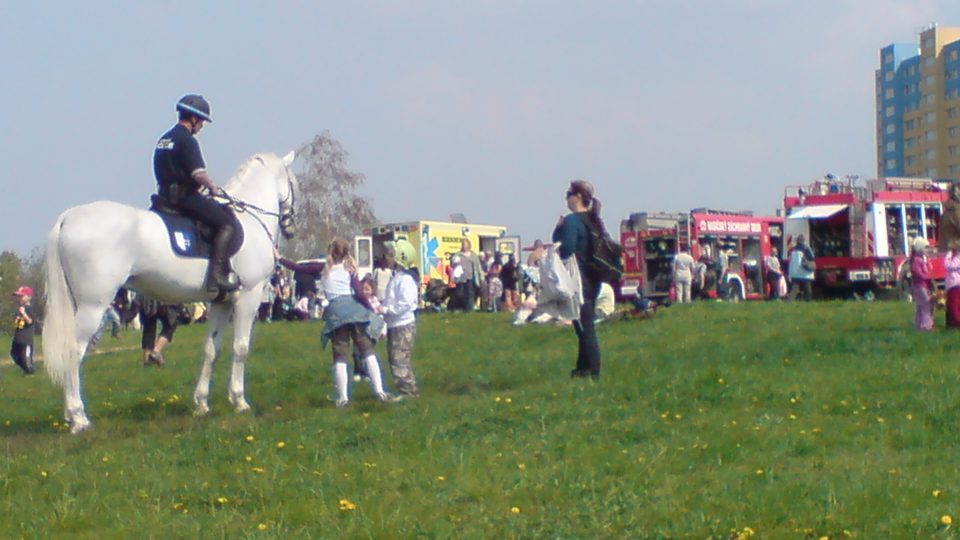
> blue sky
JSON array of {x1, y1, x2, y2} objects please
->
[{"x1": 3, "y1": 1, "x2": 960, "y2": 256}]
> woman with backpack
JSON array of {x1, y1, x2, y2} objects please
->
[{"x1": 552, "y1": 179, "x2": 607, "y2": 380}]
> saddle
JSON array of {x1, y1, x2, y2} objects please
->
[{"x1": 150, "y1": 195, "x2": 244, "y2": 259}]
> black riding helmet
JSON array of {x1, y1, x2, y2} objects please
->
[{"x1": 176, "y1": 94, "x2": 212, "y2": 123}]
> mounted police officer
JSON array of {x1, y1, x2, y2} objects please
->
[{"x1": 154, "y1": 94, "x2": 239, "y2": 292}]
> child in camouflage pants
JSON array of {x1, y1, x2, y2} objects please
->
[{"x1": 378, "y1": 240, "x2": 421, "y2": 397}]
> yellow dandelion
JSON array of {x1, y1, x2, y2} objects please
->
[
  {"x1": 877, "y1": 417, "x2": 885, "y2": 423},
  {"x1": 173, "y1": 502, "x2": 184, "y2": 510},
  {"x1": 257, "y1": 523, "x2": 267, "y2": 531},
  {"x1": 906, "y1": 414, "x2": 913, "y2": 420},
  {"x1": 145, "y1": 396, "x2": 156, "y2": 403},
  {"x1": 339, "y1": 498, "x2": 357, "y2": 511},
  {"x1": 4, "y1": 420, "x2": 9, "y2": 426},
  {"x1": 362, "y1": 412, "x2": 370, "y2": 418},
  {"x1": 40, "y1": 471, "x2": 48, "y2": 478},
  {"x1": 437, "y1": 476, "x2": 446, "y2": 481},
  {"x1": 251, "y1": 467, "x2": 265, "y2": 473},
  {"x1": 717, "y1": 378, "x2": 725, "y2": 384},
  {"x1": 933, "y1": 489, "x2": 943, "y2": 497},
  {"x1": 819, "y1": 536, "x2": 829, "y2": 540},
  {"x1": 245, "y1": 435, "x2": 255, "y2": 443},
  {"x1": 495, "y1": 396, "x2": 502, "y2": 402},
  {"x1": 942, "y1": 514, "x2": 953, "y2": 525},
  {"x1": 511, "y1": 506, "x2": 521, "y2": 514},
  {"x1": 215, "y1": 496, "x2": 228, "y2": 505},
  {"x1": 517, "y1": 463, "x2": 526, "y2": 470},
  {"x1": 755, "y1": 469, "x2": 765, "y2": 475},
  {"x1": 674, "y1": 413, "x2": 683, "y2": 420},
  {"x1": 244, "y1": 455, "x2": 253, "y2": 462},
  {"x1": 101, "y1": 456, "x2": 109, "y2": 463},
  {"x1": 274, "y1": 405, "x2": 282, "y2": 411},
  {"x1": 505, "y1": 397, "x2": 512, "y2": 404},
  {"x1": 788, "y1": 414, "x2": 797, "y2": 420},
  {"x1": 276, "y1": 441, "x2": 286, "y2": 449}
]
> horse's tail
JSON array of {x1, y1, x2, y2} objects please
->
[{"x1": 43, "y1": 212, "x2": 77, "y2": 387}]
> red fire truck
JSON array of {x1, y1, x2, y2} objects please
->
[
  {"x1": 619, "y1": 210, "x2": 784, "y2": 301},
  {"x1": 783, "y1": 176, "x2": 947, "y2": 296}
]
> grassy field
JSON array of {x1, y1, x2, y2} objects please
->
[{"x1": 2, "y1": 301, "x2": 960, "y2": 538}]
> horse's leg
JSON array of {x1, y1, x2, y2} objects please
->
[
  {"x1": 64, "y1": 304, "x2": 108, "y2": 433},
  {"x1": 228, "y1": 290, "x2": 261, "y2": 413},
  {"x1": 193, "y1": 303, "x2": 230, "y2": 417}
]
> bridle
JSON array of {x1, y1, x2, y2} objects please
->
[{"x1": 215, "y1": 172, "x2": 296, "y2": 246}]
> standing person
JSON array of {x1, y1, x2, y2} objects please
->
[
  {"x1": 552, "y1": 179, "x2": 606, "y2": 380},
  {"x1": 10, "y1": 285, "x2": 36, "y2": 375},
  {"x1": 454, "y1": 239, "x2": 484, "y2": 312},
  {"x1": 139, "y1": 296, "x2": 181, "y2": 367},
  {"x1": 317, "y1": 238, "x2": 397, "y2": 407},
  {"x1": 500, "y1": 253, "x2": 519, "y2": 311},
  {"x1": 911, "y1": 237, "x2": 935, "y2": 331},
  {"x1": 764, "y1": 247, "x2": 784, "y2": 300},
  {"x1": 788, "y1": 235, "x2": 815, "y2": 301},
  {"x1": 154, "y1": 94, "x2": 238, "y2": 292},
  {"x1": 672, "y1": 250, "x2": 695, "y2": 304},
  {"x1": 378, "y1": 240, "x2": 421, "y2": 398},
  {"x1": 945, "y1": 246, "x2": 960, "y2": 328}
]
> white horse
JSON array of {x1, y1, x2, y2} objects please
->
[{"x1": 43, "y1": 151, "x2": 299, "y2": 433}]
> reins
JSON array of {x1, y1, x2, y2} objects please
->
[{"x1": 215, "y1": 177, "x2": 295, "y2": 247}]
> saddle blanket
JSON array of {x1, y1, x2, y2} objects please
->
[{"x1": 153, "y1": 210, "x2": 244, "y2": 259}]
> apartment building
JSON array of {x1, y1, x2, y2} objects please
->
[{"x1": 876, "y1": 26, "x2": 960, "y2": 179}]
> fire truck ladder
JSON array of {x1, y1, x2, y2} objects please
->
[
  {"x1": 677, "y1": 214, "x2": 692, "y2": 252},
  {"x1": 849, "y1": 203, "x2": 866, "y2": 259}
]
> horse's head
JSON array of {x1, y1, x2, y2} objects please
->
[{"x1": 278, "y1": 151, "x2": 300, "y2": 239}]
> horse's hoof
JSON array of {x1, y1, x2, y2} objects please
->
[
  {"x1": 234, "y1": 402, "x2": 251, "y2": 414},
  {"x1": 194, "y1": 403, "x2": 210, "y2": 417},
  {"x1": 70, "y1": 419, "x2": 92, "y2": 434}
]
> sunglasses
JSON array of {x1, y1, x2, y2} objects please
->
[{"x1": 566, "y1": 190, "x2": 576, "y2": 198}]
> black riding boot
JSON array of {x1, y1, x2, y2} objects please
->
[{"x1": 209, "y1": 224, "x2": 240, "y2": 292}]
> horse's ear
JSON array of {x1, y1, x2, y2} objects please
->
[{"x1": 281, "y1": 151, "x2": 295, "y2": 167}]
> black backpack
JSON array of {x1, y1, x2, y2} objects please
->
[{"x1": 578, "y1": 215, "x2": 624, "y2": 284}]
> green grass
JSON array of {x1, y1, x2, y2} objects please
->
[{"x1": 2, "y1": 302, "x2": 960, "y2": 538}]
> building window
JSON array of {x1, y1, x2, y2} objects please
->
[
  {"x1": 926, "y1": 112, "x2": 937, "y2": 123},
  {"x1": 950, "y1": 164, "x2": 960, "y2": 175},
  {"x1": 885, "y1": 124, "x2": 895, "y2": 135},
  {"x1": 952, "y1": 50, "x2": 960, "y2": 61},
  {"x1": 906, "y1": 156, "x2": 916, "y2": 166},
  {"x1": 950, "y1": 145, "x2": 960, "y2": 156},
  {"x1": 886, "y1": 141, "x2": 896, "y2": 152},
  {"x1": 928, "y1": 167, "x2": 938, "y2": 176},
  {"x1": 884, "y1": 53, "x2": 894, "y2": 64},
  {"x1": 926, "y1": 57, "x2": 936, "y2": 67},
  {"x1": 926, "y1": 94, "x2": 937, "y2": 104},
  {"x1": 926, "y1": 131, "x2": 938, "y2": 142},
  {"x1": 887, "y1": 159, "x2": 897, "y2": 169},
  {"x1": 924, "y1": 37, "x2": 935, "y2": 49},
  {"x1": 927, "y1": 149, "x2": 937, "y2": 160},
  {"x1": 905, "y1": 119, "x2": 916, "y2": 130},
  {"x1": 949, "y1": 127, "x2": 960, "y2": 138},
  {"x1": 885, "y1": 88, "x2": 894, "y2": 99},
  {"x1": 949, "y1": 107, "x2": 960, "y2": 119},
  {"x1": 886, "y1": 71, "x2": 894, "y2": 82}
]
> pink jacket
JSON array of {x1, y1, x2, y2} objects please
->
[
  {"x1": 946, "y1": 252, "x2": 960, "y2": 290},
  {"x1": 911, "y1": 254, "x2": 932, "y2": 290}
]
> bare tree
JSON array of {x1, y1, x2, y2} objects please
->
[{"x1": 287, "y1": 131, "x2": 377, "y2": 259}]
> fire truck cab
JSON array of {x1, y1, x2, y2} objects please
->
[{"x1": 783, "y1": 176, "x2": 947, "y2": 296}]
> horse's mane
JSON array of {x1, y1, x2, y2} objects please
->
[{"x1": 225, "y1": 153, "x2": 274, "y2": 191}]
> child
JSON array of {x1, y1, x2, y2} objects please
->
[
  {"x1": 945, "y1": 246, "x2": 960, "y2": 328},
  {"x1": 378, "y1": 240, "x2": 421, "y2": 398},
  {"x1": 10, "y1": 285, "x2": 36, "y2": 374},
  {"x1": 315, "y1": 238, "x2": 397, "y2": 407},
  {"x1": 911, "y1": 237, "x2": 934, "y2": 331},
  {"x1": 352, "y1": 275, "x2": 385, "y2": 382}
]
